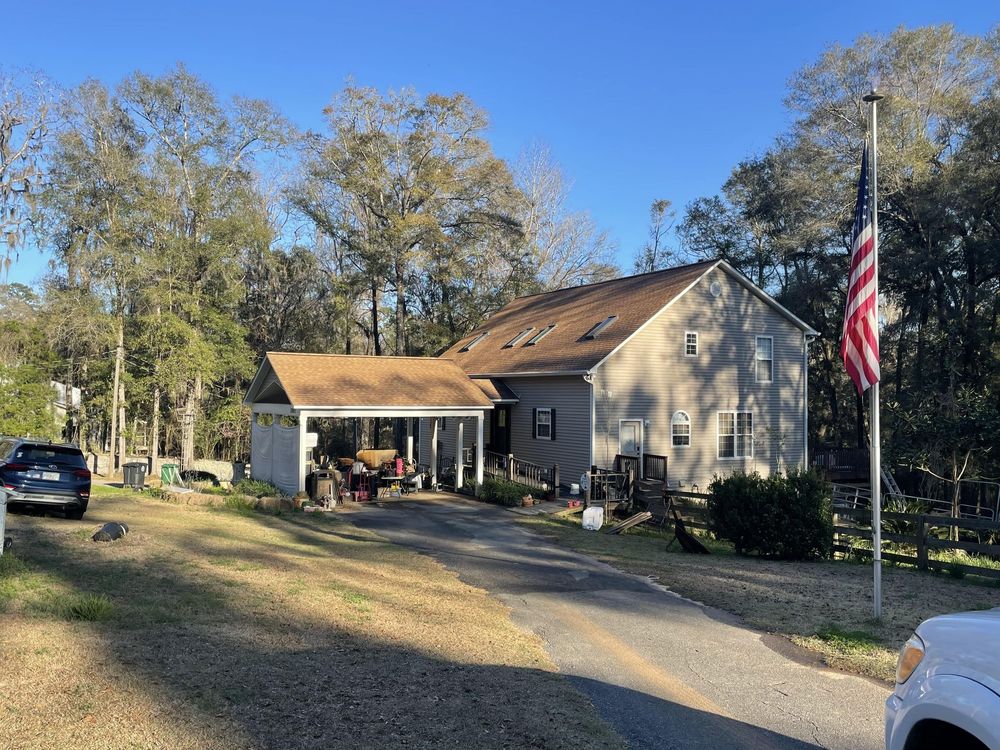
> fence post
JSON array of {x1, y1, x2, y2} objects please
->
[
  {"x1": 832, "y1": 511, "x2": 839, "y2": 559},
  {"x1": 627, "y1": 468, "x2": 635, "y2": 503},
  {"x1": 552, "y1": 465, "x2": 560, "y2": 502},
  {"x1": 916, "y1": 514, "x2": 928, "y2": 571},
  {"x1": 507, "y1": 453, "x2": 515, "y2": 482}
]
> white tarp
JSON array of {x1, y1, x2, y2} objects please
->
[
  {"x1": 271, "y1": 423, "x2": 300, "y2": 496},
  {"x1": 250, "y1": 420, "x2": 273, "y2": 484}
]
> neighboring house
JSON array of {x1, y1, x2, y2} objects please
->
[{"x1": 418, "y1": 259, "x2": 817, "y2": 490}]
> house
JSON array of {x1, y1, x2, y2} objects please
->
[{"x1": 418, "y1": 259, "x2": 818, "y2": 490}]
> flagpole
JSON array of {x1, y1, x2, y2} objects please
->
[{"x1": 864, "y1": 88, "x2": 884, "y2": 619}]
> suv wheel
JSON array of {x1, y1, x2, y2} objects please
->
[{"x1": 64, "y1": 507, "x2": 85, "y2": 520}]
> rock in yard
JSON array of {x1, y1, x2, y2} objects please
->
[{"x1": 92, "y1": 522, "x2": 129, "y2": 542}]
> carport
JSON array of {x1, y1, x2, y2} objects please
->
[{"x1": 242, "y1": 352, "x2": 494, "y2": 496}]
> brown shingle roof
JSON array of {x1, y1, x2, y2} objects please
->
[
  {"x1": 441, "y1": 261, "x2": 717, "y2": 375},
  {"x1": 474, "y1": 378, "x2": 520, "y2": 402},
  {"x1": 258, "y1": 353, "x2": 494, "y2": 408}
]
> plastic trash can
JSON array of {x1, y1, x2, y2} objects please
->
[{"x1": 123, "y1": 462, "x2": 147, "y2": 490}]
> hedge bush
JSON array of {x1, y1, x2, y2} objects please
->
[
  {"x1": 707, "y1": 469, "x2": 833, "y2": 560},
  {"x1": 480, "y1": 477, "x2": 535, "y2": 507}
]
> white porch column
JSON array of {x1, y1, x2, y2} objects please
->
[
  {"x1": 406, "y1": 418, "x2": 414, "y2": 462},
  {"x1": 475, "y1": 413, "x2": 484, "y2": 494},
  {"x1": 297, "y1": 413, "x2": 308, "y2": 494},
  {"x1": 455, "y1": 420, "x2": 464, "y2": 490},
  {"x1": 430, "y1": 418, "x2": 439, "y2": 489}
]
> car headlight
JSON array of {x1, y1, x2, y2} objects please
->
[{"x1": 896, "y1": 634, "x2": 925, "y2": 684}]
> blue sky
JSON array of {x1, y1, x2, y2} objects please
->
[{"x1": 5, "y1": 1, "x2": 996, "y2": 285}]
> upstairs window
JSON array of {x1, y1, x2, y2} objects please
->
[
  {"x1": 504, "y1": 328, "x2": 534, "y2": 348},
  {"x1": 671, "y1": 411, "x2": 691, "y2": 447},
  {"x1": 459, "y1": 332, "x2": 489, "y2": 352},
  {"x1": 583, "y1": 316, "x2": 618, "y2": 339},
  {"x1": 685, "y1": 331, "x2": 698, "y2": 357},
  {"x1": 525, "y1": 324, "x2": 556, "y2": 345},
  {"x1": 755, "y1": 336, "x2": 773, "y2": 383}
]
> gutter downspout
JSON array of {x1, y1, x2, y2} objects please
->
[
  {"x1": 803, "y1": 333, "x2": 815, "y2": 469},
  {"x1": 583, "y1": 372, "x2": 595, "y2": 469}
]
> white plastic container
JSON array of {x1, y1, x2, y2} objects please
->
[
  {"x1": 569, "y1": 483, "x2": 581, "y2": 496},
  {"x1": 582, "y1": 505, "x2": 604, "y2": 531}
]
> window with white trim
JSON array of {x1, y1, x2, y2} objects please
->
[
  {"x1": 535, "y1": 408, "x2": 552, "y2": 439},
  {"x1": 685, "y1": 331, "x2": 698, "y2": 357},
  {"x1": 718, "y1": 411, "x2": 753, "y2": 459},
  {"x1": 755, "y1": 336, "x2": 773, "y2": 383},
  {"x1": 671, "y1": 411, "x2": 691, "y2": 447}
]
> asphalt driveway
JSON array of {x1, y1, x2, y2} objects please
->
[{"x1": 349, "y1": 497, "x2": 890, "y2": 750}]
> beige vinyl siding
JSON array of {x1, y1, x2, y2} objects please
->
[
  {"x1": 506, "y1": 376, "x2": 592, "y2": 485},
  {"x1": 593, "y1": 267, "x2": 806, "y2": 489}
]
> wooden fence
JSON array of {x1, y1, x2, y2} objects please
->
[{"x1": 833, "y1": 507, "x2": 1000, "y2": 580}]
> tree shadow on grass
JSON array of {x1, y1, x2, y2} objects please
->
[{"x1": 3, "y1": 508, "x2": 822, "y2": 750}]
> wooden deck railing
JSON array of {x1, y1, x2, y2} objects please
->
[
  {"x1": 812, "y1": 447, "x2": 870, "y2": 482},
  {"x1": 483, "y1": 450, "x2": 559, "y2": 495},
  {"x1": 642, "y1": 453, "x2": 668, "y2": 483}
]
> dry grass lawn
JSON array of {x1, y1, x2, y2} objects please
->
[
  {"x1": 519, "y1": 514, "x2": 1000, "y2": 682},
  {"x1": 0, "y1": 490, "x2": 623, "y2": 750}
]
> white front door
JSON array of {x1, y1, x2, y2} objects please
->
[{"x1": 619, "y1": 420, "x2": 642, "y2": 459}]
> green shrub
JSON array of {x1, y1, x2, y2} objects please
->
[
  {"x1": 480, "y1": 477, "x2": 533, "y2": 507},
  {"x1": 707, "y1": 469, "x2": 832, "y2": 560},
  {"x1": 63, "y1": 593, "x2": 114, "y2": 622},
  {"x1": 234, "y1": 478, "x2": 283, "y2": 498}
]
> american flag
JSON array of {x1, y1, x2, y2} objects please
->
[{"x1": 841, "y1": 143, "x2": 880, "y2": 394}]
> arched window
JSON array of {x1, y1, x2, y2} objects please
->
[{"x1": 671, "y1": 411, "x2": 691, "y2": 447}]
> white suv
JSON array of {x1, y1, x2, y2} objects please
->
[{"x1": 885, "y1": 608, "x2": 1000, "y2": 750}]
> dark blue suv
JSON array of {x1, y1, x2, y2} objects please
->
[{"x1": 0, "y1": 438, "x2": 91, "y2": 519}]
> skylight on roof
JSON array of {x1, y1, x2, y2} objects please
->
[
  {"x1": 503, "y1": 327, "x2": 534, "y2": 348},
  {"x1": 524, "y1": 324, "x2": 556, "y2": 346},
  {"x1": 459, "y1": 332, "x2": 489, "y2": 352},
  {"x1": 583, "y1": 316, "x2": 618, "y2": 339}
]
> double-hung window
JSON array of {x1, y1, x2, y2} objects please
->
[
  {"x1": 685, "y1": 331, "x2": 698, "y2": 357},
  {"x1": 718, "y1": 411, "x2": 753, "y2": 459},
  {"x1": 534, "y1": 408, "x2": 554, "y2": 440},
  {"x1": 755, "y1": 336, "x2": 773, "y2": 383},
  {"x1": 671, "y1": 411, "x2": 691, "y2": 447}
]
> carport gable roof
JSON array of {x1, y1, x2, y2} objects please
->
[{"x1": 243, "y1": 352, "x2": 494, "y2": 410}]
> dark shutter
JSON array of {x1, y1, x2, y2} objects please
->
[
  {"x1": 532, "y1": 408, "x2": 538, "y2": 439},
  {"x1": 550, "y1": 409, "x2": 557, "y2": 441}
]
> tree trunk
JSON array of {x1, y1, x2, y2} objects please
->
[
  {"x1": 109, "y1": 318, "x2": 124, "y2": 474},
  {"x1": 370, "y1": 280, "x2": 381, "y2": 356},
  {"x1": 79, "y1": 361, "x2": 89, "y2": 452},
  {"x1": 180, "y1": 376, "x2": 199, "y2": 472},
  {"x1": 395, "y1": 256, "x2": 406, "y2": 355},
  {"x1": 151, "y1": 385, "x2": 161, "y2": 473},
  {"x1": 118, "y1": 382, "x2": 126, "y2": 470}
]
